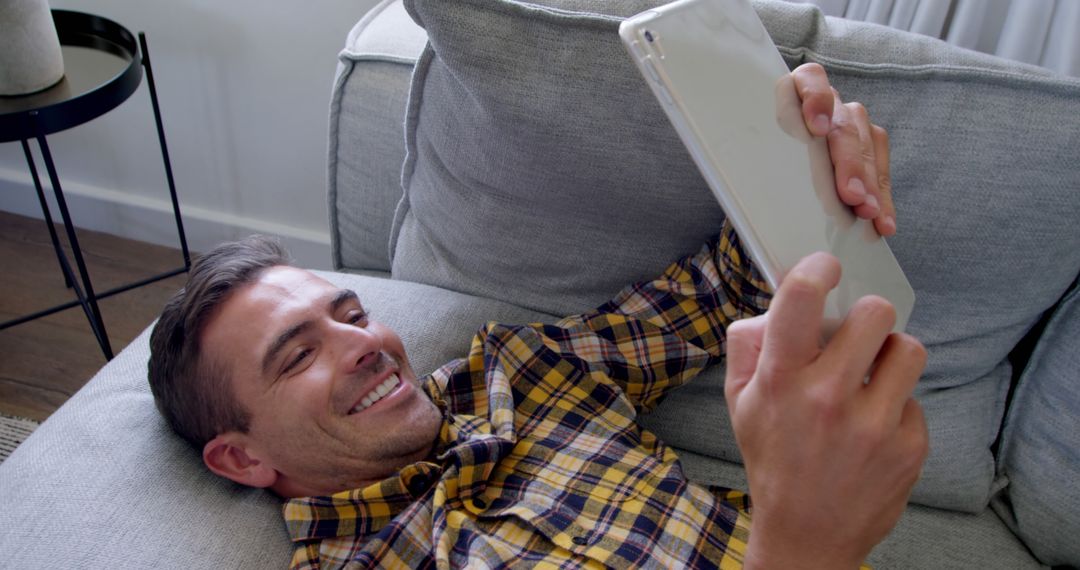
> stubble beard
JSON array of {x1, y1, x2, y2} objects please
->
[
  {"x1": 370, "y1": 391, "x2": 443, "y2": 465},
  {"x1": 325, "y1": 353, "x2": 444, "y2": 485}
]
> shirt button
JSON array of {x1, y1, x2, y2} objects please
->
[
  {"x1": 472, "y1": 498, "x2": 487, "y2": 510},
  {"x1": 572, "y1": 535, "x2": 588, "y2": 546},
  {"x1": 407, "y1": 475, "x2": 432, "y2": 496}
]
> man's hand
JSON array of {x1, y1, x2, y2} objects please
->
[
  {"x1": 725, "y1": 253, "x2": 929, "y2": 569},
  {"x1": 792, "y1": 63, "x2": 896, "y2": 237}
]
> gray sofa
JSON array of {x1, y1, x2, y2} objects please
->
[{"x1": 2, "y1": 0, "x2": 1079, "y2": 567}]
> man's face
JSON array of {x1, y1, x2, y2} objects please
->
[{"x1": 200, "y1": 266, "x2": 442, "y2": 497}]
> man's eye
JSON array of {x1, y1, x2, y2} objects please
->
[
  {"x1": 347, "y1": 310, "x2": 369, "y2": 325},
  {"x1": 284, "y1": 349, "x2": 312, "y2": 374}
]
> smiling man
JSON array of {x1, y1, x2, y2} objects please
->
[
  {"x1": 148, "y1": 65, "x2": 927, "y2": 569},
  {"x1": 195, "y1": 266, "x2": 442, "y2": 498}
]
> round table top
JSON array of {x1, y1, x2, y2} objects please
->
[{"x1": 0, "y1": 11, "x2": 142, "y2": 143}]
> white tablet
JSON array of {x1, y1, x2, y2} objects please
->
[{"x1": 619, "y1": 0, "x2": 915, "y2": 336}]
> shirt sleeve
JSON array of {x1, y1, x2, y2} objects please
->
[
  {"x1": 546, "y1": 219, "x2": 772, "y2": 412},
  {"x1": 289, "y1": 542, "x2": 321, "y2": 570}
]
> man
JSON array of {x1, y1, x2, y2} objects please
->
[{"x1": 149, "y1": 64, "x2": 926, "y2": 569}]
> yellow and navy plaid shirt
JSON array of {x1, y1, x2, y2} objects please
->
[{"x1": 285, "y1": 222, "x2": 773, "y2": 569}]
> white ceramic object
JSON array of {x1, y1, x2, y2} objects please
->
[{"x1": 0, "y1": 0, "x2": 65, "y2": 96}]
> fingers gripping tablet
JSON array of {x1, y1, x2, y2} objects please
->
[{"x1": 620, "y1": 0, "x2": 915, "y2": 337}]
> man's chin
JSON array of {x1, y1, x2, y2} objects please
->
[
  {"x1": 353, "y1": 387, "x2": 442, "y2": 463},
  {"x1": 377, "y1": 399, "x2": 442, "y2": 461}
]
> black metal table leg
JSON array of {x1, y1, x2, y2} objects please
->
[
  {"x1": 21, "y1": 138, "x2": 74, "y2": 289},
  {"x1": 140, "y1": 32, "x2": 191, "y2": 269},
  {"x1": 1, "y1": 15, "x2": 188, "y2": 361},
  {"x1": 34, "y1": 133, "x2": 114, "y2": 360}
]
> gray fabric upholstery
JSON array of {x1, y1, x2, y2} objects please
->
[
  {"x1": 674, "y1": 450, "x2": 1045, "y2": 569},
  {"x1": 394, "y1": 0, "x2": 721, "y2": 317},
  {"x1": 0, "y1": 327, "x2": 290, "y2": 567},
  {"x1": 1, "y1": 1, "x2": 1072, "y2": 567},
  {"x1": 393, "y1": 0, "x2": 1080, "y2": 514},
  {"x1": 329, "y1": 0, "x2": 427, "y2": 272},
  {"x1": 0, "y1": 272, "x2": 555, "y2": 568},
  {"x1": 993, "y1": 282, "x2": 1080, "y2": 567}
]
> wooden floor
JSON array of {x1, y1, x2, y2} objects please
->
[{"x1": 0, "y1": 211, "x2": 190, "y2": 422}]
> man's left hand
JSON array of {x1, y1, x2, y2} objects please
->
[{"x1": 791, "y1": 63, "x2": 895, "y2": 237}]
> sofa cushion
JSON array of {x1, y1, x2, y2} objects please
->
[
  {"x1": 0, "y1": 272, "x2": 555, "y2": 568},
  {"x1": 329, "y1": 0, "x2": 427, "y2": 272},
  {"x1": 393, "y1": 0, "x2": 1080, "y2": 513},
  {"x1": 993, "y1": 281, "x2": 1080, "y2": 567},
  {"x1": 673, "y1": 450, "x2": 1041, "y2": 569}
]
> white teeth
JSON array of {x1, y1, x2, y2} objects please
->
[{"x1": 349, "y1": 374, "x2": 401, "y2": 414}]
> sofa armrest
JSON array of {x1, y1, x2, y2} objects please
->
[{"x1": 328, "y1": 0, "x2": 427, "y2": 273}]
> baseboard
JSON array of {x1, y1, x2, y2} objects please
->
[{"x1": 0, "y1": 167, "x2": 333, "y2": 270}]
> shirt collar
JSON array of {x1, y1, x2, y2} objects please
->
[{"x1": 283, "y1": 460, "x2": 443, "y2": 542}]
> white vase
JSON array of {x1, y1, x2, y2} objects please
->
[{"x1": 0, "y1": 0, "x2": 65, "y2": 96}]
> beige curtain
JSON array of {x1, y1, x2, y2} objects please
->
[{"x1": 787, "y1": 0, "x2": 1080, "y2": 77}]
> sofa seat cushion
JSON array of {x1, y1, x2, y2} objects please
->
[
  {"x1": 393, "y1": 0, "x2": 1080, "y2": 513},
  {"x1": 0, "y1": 272, "x2": 556, "y2": 568}
]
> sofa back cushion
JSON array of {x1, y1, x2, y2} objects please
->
[
  {"x1": 994, "y1": 281, "x2": 1080, "y2": 566},
  {"x1": 390, "y1": 0, "x2": 1080, "y2": 513}
]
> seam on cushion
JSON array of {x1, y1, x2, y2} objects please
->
[
  {"x1": 338, "y1": 53, "x2": 421, "y2": 66},
  {"x1": 408, "y1": 0, "x2": 1080, "y2": 94},
  {"x1": 326, "y1": 57, "x2": 355, "y2": 271},
  {"x1": 504, "y1": 1, "x2": 626, "y2": 22},
  {"x1": 778, "y1": 46, "x2": 1080, "y2": 93},
  {"x1": 408, "y1": 0, "x2": 625, "y2": 32},
  {"x1": 390, "y1": 43, "x2": 435, "y2": 267},
  {"x1": 411, "y1": 0, "x2": 1079, "y2": 93}
]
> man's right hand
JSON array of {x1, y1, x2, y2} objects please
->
[{"x1": 724, "y1": 252, "x2": 929, "y2": 569}]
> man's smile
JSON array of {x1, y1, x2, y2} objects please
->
[{"x1": 348, "y1": 372, "x2": 405, "y2": 415}]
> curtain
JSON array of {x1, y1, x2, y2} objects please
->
[{"x1": 787, "y1": 0, "x2": 1080, "y2": 77}]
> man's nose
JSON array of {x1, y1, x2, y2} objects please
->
[{"x1": 335, "y1": 322, "x2": 382, "y2": 374}]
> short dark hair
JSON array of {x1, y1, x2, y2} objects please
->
[{"x1": 148, "y1": 235, "x2": 290, "y2": 449}]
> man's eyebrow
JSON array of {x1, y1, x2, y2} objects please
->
[{"x1": 331, "y1": 289, "x2": 360, "y2": 312}]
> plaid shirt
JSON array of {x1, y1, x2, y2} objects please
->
[{"x1": 284, "y1": 222, "x2": 773, "y2": 569}]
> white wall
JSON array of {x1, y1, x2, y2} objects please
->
[{"x1": 1, "y1": 0, "x2": 383, "y2": 268}]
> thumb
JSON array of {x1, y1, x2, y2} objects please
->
[{"x1": 725, "y1": 315, "x2": 768, "y2": 406}]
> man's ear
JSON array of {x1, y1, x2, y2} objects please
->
[{"x1": 203, "y1": 432, "x2": 278, "y2": 489}]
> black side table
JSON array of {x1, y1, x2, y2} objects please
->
[{"x1": 0, "y1": 10, "x2": 190, "y2": 360}]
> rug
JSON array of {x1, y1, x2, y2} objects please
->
[{"x1": 0, "y1": 413, "x2": 40, "y2": 464}]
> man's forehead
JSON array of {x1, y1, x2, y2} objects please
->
[
  {"x1": 201, "y1": 267, "x2": 350, "y2": 362},
  {"x1": 222, "y1": 266, "x2": 352, "y2": 325},
  {"x1": 254, "y1": 265, "x2": 335, "y2": 294}
]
